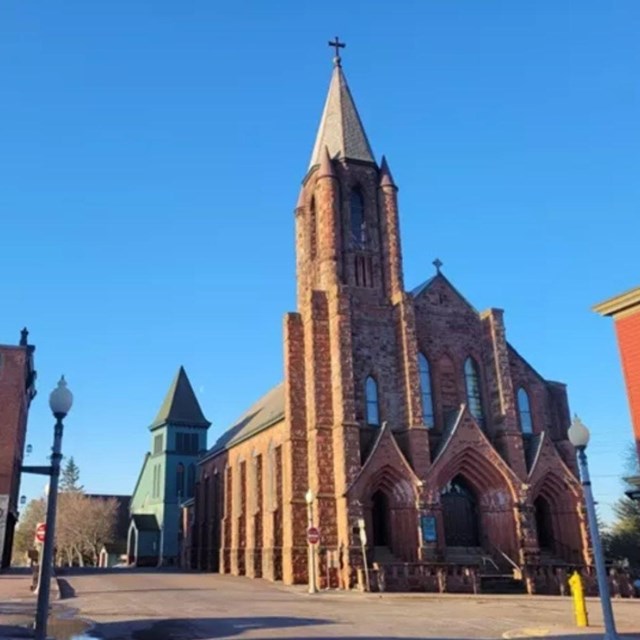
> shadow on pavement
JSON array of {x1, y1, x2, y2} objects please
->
[{"x1": 48, "y1": 616, "x2": 640, "y2": 640}]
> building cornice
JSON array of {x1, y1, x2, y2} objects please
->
[{"x1": 593, "y1": 286, "x2": 640, "y2": 319}]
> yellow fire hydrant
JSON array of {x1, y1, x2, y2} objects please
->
[{"x1": 569, "y1": 570, "x2": 589, "y2": 627}]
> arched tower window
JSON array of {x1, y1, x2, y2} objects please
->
[
  {"x1": 517, "y1": 387, "x2": 533, "y2": 435},
  {"x1": 365, "y1": 376, "x2": 380, "y2": 426},
  {"x1": 176, "y1": 463, "x2": 185, "y2": 498},
  {"x1": 187, "y1": 463, "x2": 196, "y2": 498},
  {"x1": 418, "y1": 353, "x2": 434, "y2": 428},
  {"x1": 464, "y1": 357, "x2": 485, "y2": 427},
  {"x1": 350, "y1": 189, "x2": 366, "y2": 248}
]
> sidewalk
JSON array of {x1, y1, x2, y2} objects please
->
[{"x1": 0, "y1": 569, "x2": 36, "y2": 639}]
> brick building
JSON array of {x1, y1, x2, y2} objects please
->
[
  {"x1": 192, "y1": 54, "x2": 588, "y2": 591},
  {"x1": 0, "y1": 329, "x2": 37, "y2": 568},
  {"x1": 594, "y1": 286, "x2": 640, "y2": 498}
]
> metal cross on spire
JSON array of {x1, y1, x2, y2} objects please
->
[
  {"x1": 433, "y1": 258, "x2": 443, "y2": 274},
  {"x1": 328, "y1": 36, "x2": 346, "y2": 66}
]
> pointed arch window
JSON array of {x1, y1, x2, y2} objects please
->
[
  {"x1": 176, "y1": 463, "x2": 185, "y2": 498},
  {"x1": 517, "y1": 387, "x2": 533, "y2": 435},
  {"x1": 418, "y1": 353, "x2": 435, "y2": 428},
  {"x1": 365, "y1": 376, "x2": 380, "y2": 426},
  {"x1": 350, "y1": 189, "x2": 366, "y2": 248},
  {"x1": 464, "y1": 357, "x2": 485, "y2": 426}
]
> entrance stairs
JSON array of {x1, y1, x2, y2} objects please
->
[
  {"x1": 446, "y1": 546, "x2": 526, "y2": 594},
  {"x1": 372, "y1": 546, "x2": 399, "y2": 565}
]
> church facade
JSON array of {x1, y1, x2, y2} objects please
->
[{"x1": 192, "y1": 53, "x2": 588, "y2": 591}]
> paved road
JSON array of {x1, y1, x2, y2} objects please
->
[{"x1": 55, "y1": 569, "x2": 640, "y2": 640}]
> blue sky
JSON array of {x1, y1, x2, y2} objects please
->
[{"x1": 1, "y1": 2, "x2": 638, "y2": 523}]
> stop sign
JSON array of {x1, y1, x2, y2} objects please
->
[
  {"x1": 35, "y1": 522, "x2": 46, "y2": 544},
  {"x1": 307, "y1": 526, "x2": 320, "y2": 545}
]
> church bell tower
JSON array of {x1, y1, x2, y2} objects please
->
[{"x1": 284, "y1": 41, "x2": 428, "y2": 586}]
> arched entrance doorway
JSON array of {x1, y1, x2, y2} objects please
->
[
  {"x1": 441, "y1": 475, "x2": 480, "y2": 547},
  {"x1": 371, "y1": 490, "x2": 389, "y2": 546},
  {"x1": 534, "y1": 495, "x2": 554, "y2": 551}
]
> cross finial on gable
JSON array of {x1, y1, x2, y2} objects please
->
[
  {"x1": 328, "y1": 36, "x2": 346, "y2": 67},
  {"x1": 433, "y1": 258, "x2": 443, "y2": 274}
]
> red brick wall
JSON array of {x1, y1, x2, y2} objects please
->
[
  {"x1": 614, "y1": 311, "x2": 640, "y2": 459},
  {"x1": 0, "y1": 340, "x2": 36, "y2": 567}
]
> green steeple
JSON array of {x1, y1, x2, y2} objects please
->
[{"x1": 149, "y1": 366, "x2": 210, "y2": 430}]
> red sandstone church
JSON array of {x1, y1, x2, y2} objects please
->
[{"x1": 190, "y1": 49, "x2": 589, "y2": 592}]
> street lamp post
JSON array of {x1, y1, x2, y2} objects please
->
[
  {"x1": 34, "y1": 377, "x2": 73, "y2": 640},
  {"x1": 305, "y1": 489, "x2": 318, "y2": 594},
  {"x1": 568, "y1": 415, "x2": 619, "y2": 640}
]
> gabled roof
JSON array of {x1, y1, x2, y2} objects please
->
[
  {"x1": 131, "y1": 514, "x2": 159, "y2": 532},
  {"x1": 346, "y1": 422, "x2": 421, "y2": 498},
  {"x1": 410, "y1": 272, "x2": 478, "y2": 313},
  {"x1": 202, "y1": 383, "x2": 285, "y2": 461},
  {"x1": 308, "y1": 61, "x2": 375, "y2": 169},
  {"x1": 523, "y1": 434, "x2": 543, "y2": 473},
  {"x1": 149, "y1": 366, "x2": 210, "y2": 430}
]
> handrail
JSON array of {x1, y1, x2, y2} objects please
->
[{"x1": 492, "y1": 545, "x2": 521, "y2": 573}]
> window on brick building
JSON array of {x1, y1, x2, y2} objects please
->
[
  {"x1": 418, "y1": 353, "x2": 435, "y2": 428},
  {"x1": 365, "y1": 376, "x2": 380, "y2": 426},
  {"x1": 517, "y1": 387, "x2": 533, "y2": 435},
  {"x1": 350, "y1": 189, "x2": 366, "y2": 248},
  {"x1": 464, "y1": 357, "x2": 485, "y2": 427}
]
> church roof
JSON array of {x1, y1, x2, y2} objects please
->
[
  {"x1": 203, "y1": 383, "x2": 285, "y2": 460},
  {"x1": 149, "y1": 366, "x2": 210, "y2": 430},
  {"x1": 308, "y1": 61, "x2": 375, "y2": 169}
]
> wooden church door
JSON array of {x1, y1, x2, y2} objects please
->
[
  {"x1": 441, "y1": 476, "x2": 480, "y2": 547},
  {"x1": 371, "y1": 490, "x2": 389, "y2": 547}
]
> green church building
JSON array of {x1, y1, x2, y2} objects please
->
[{"x1": 128, "y1": 367, "x2": 210, "y2": 566}]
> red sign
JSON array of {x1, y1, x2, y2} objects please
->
[
  {"x1": 307, "y1": 526, "x2": 320, "y2": 545},
  {"x1": 35, "y1": 522, "x2": 46, "y2": 544}
]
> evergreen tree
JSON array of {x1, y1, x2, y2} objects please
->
[
  {"x1": 602, "y1": 444, "x2": 640, "y2": 571},
  {"x1": 59, "y1": 456, "x2": 83, "y2": 493}
]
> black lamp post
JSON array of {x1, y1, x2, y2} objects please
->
[
  {"x1": 32, "y1": 377, "x2": 73, "y2": 640},
  {"x1": 568, "y1": 415, "x2": 619, "y2": 640}
]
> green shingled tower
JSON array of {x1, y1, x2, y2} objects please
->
[{"x1": 128, "y1": 367, "x2": 210, "y2": 565}]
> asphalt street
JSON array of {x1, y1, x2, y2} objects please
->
[{"x1": 43, "y1": 568, "x2": 640, "y2": 640}]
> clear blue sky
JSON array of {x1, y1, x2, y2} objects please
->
[{"x1": 2, "y1": 2, "x2": 638, "y2": 523}]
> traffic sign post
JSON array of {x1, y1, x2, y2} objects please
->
[{"x1": 307, "y1": 526, "x2": 320, "y2": 545}]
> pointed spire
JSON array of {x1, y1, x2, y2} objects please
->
[
  {"x1": 308, "y1": 63, "x2": 375, "y2": 169},
  {"x1": 317, "y1": 146, "x2": 335, "y2": 179},
  {"x1": 150, "y1": 366, "x2": 211, "y2": 430},
  {"x1": 379, "y1": 156, "x2": 396, "y2": 188}
]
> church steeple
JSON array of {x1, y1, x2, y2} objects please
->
[
  {"x1": 308, "y1": 55, "x2": 375, "y2": 169},
  {"x1": 149, "y1": 366, "x2": 210, "y2": 430}
]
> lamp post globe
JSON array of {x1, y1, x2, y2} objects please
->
[
  {"x1": 568, "y1": 415, "x2": 590, "y2": 448},
  {"x1": 49, "y1": 375, "x2": 73, "y2": 417},
  {"x1": 305, "y1": 489, "x2": 315, "y2": 505}
]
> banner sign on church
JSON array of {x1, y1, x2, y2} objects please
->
[{"x1": 420, "y1": 515, "x2": 437, "y2": 543}]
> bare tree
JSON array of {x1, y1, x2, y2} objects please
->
[{"x1": 12, "y1": 498, "x2": 46, "y2": 564}]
